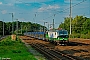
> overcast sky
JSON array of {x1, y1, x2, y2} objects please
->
[{"x1": 0, "y1": 0, "x2": 90, "y2": 28}]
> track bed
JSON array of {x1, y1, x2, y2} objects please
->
[{"x1": 19, "y1": 36, "x2": 90, "y2": 60}]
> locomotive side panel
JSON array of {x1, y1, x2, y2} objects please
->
[{"x1": 48, "y1": 32, "x2": 58, "y2": 38}]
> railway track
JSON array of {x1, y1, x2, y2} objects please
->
[
  {"x1": 30, "y1": 43, "x2": 80, "y2": 60},
  {"x1": 30, "y1": 43, "x2": 61, "y2": 60}
]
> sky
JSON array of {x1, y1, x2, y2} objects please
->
[{"x1": 0, "y1": 0, "x2": 90, "y2": 28}]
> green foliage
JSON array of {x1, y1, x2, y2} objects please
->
[
  {"x1": 69, "y1": 33, "x2": 80, "y2": 38},
  {"x1": 80, "y1": 34, "x2": 87, "y2": 39},
  {"x1": 12, "y1": 50, "x2": 21, "y2": 53},
  {"x1": 0, "y1": 36, "x2": 14, "y2": 46},
  {"x1": 0, "y1": 36, "x2": 37, "y2": 60},
  {"x1": 59, "y1": 15, "x2": 90, "y2": 39},
  {"x1": 0, "y1": 21, "x2": 45, "y2": 36}
]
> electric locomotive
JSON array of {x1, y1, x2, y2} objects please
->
[{"x1": 45, "y1": 29, "x2": 69, "y2": 45}]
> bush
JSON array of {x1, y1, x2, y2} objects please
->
[
  {"x1": 0, "y1": 40, "x2": 14, "y2": 46},
  {"x1": 0, "y1": 36, "x2": 23, "y2": 46},
  {"x1": 86, "y1": 34, "x2": 90, "y2": 39},
  {"x1": 12, "y1": 50, "x2": 21, "y2": 53},
  {"x1": 70, "y1": 33, "x2": 90, "y2": 39},
  {"x1": 69, "y1": 33, "x2": 81, "y2": 38},
  {"x1": 0, "y1": 36, "x2": 37, "y2": 60},
  {"x1": 80, "y1": 34, "x2": 86, "y2": 39}
]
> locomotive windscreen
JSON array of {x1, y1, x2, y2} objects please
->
[{"x1": 58, "y1": 30, "x2": 68, "y2": 35}]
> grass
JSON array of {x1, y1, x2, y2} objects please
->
[
  {"x1": 25, "y1": 44, "x2": 46, "y2": 60},
  {"x1": 0, "y1": 36, "x2": 37, "y2": 60}
]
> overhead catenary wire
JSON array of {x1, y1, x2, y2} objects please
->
[
  {"x1": 16, "y1": 0, "x2": 57, "y2": 16},
  {"x1": 41, "y1": 0, "x2": 88, "y2": 30},
  {"x1": 43, "y1": 0, "x2": 87, "y2": 20},
  {"x1": 14, "y1": 0, "x2": 88, "y2": 26},
  {"x1": 14, "y1": 0, "x2": 87, "y2": 20}
]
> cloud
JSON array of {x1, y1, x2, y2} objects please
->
[
  {"x1": 5, "y1": 3, "x2": 14, "y2": 6},
  {"x1": 16, "y1": 0, "x2": 53, "y2": 3},
  {"x1": 2, "y1": 0, "x2": 52, "y2": 4},
  {"x1": 25, "y1": 3, "x2": 31, "y2": 6},
  {"x1": 1, "y1": 10, "x2": 7, "y2": 14},
  {"x1": 38, "y1": 4, "x2": 60, "y2": 12},
  {"x1": 0, "y1": 1, "x2": 13, "y2": 6},
  {"x1": 0, "y1": 2, "x2": 2, "y2": 4}
]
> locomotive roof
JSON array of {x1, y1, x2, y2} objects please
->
[{"x1": 47, "y1": 29, "x2": 68, "y2": 32}]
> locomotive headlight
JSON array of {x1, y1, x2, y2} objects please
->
[{"x1": 66, "y1": 35, "x2": 68, "y2": 37}]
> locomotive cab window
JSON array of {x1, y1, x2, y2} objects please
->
[
  {"x1": 55, "y1": 32, "x2": 56, "y2": 35},
  {"x1": 46, "y1": 32, "x2": 48, "y2": 34}
]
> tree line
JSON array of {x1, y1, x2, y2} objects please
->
[
  {"x1": 59, "y1": 15, "x2": 90, "y2": 39},
  {"x1": 1, "y1": 15, "x2": 90, "y2": 38},
  {"x1": 0, "y1": 21, "x2": 46, "y2": 36}
]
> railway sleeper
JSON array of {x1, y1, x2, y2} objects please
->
[
  {"x1": 31, "y1": 44, "x2": 61, "y2": 60},
  {"x1": 53, "y1": 49, "x2": 80, "y2": 60}
]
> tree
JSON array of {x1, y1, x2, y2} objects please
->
[{"x1": 59, "y1": 15, "x2": 90, "y2": 35}]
